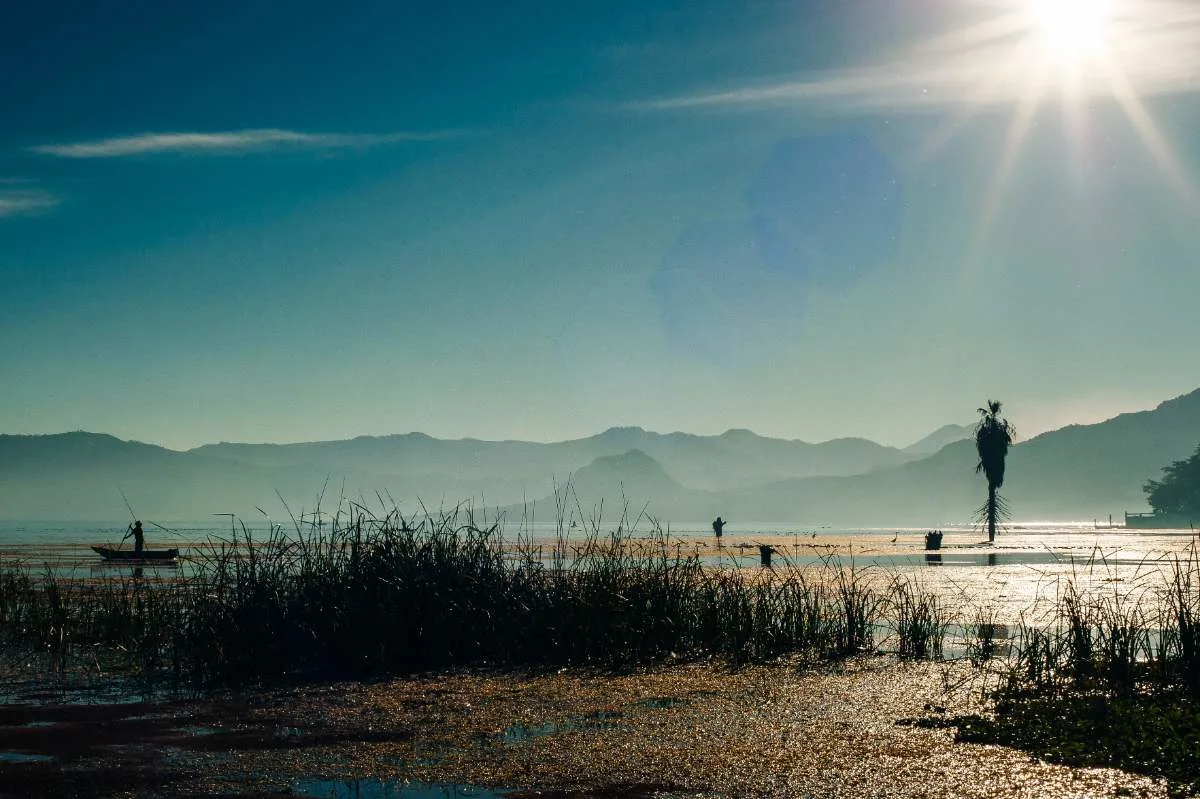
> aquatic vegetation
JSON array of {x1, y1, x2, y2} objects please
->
[
  {"x1": 888, "y1": 578, "x2": 945, "y2": 660},
  {"x1": 951, "y1": 543, "x2": 1200, "y2": 797},
  {"x1": 0, "y1": 505, "x2": 898, "y2": 686},
  {"x1": 957, "y1": 690, "x2": 1200, "y2": 796},
  {"x1": 2, "y1": 504, "x2": 1199, "y2": 706}
]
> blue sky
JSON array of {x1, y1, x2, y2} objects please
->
[{"x1": 3, "y1": 0, "x2": 1200, "y2": 449}]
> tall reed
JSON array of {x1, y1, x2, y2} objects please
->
[
  {"x1": 0, "y1": 505, "x2": 897, "y2": 686},
  {"x1": 4, "y1": 509, "x2": 1198, "y2": 695}
]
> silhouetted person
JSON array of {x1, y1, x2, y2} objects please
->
[
  {"x1": 128, "y1": 521, "x2": 145, "y2": 554},
  {"x1": 712, "y1": 516, "x2": 727, "y2": 539}
]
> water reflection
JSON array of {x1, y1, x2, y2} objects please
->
[
  {"x1": 0, "y1": 752, "x2": 55, "y2": 763},
  {"x1": 500, "y1": 710, "x2": 624, "y2": 742},
  {"x1": 292, "y1": 780, "x2": 514, "y2": 798}
]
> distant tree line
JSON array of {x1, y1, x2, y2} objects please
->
[{"x1": 1144, "y1": 443, "x2": 1200, "y2": 518}]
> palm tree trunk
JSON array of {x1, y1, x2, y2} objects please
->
[{"x1": 987, "y1": 483, "x2": 998, "y2": 543}]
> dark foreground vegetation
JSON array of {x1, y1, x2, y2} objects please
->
[
  {"x1": 954, "y1": 551, "x2": 1200, "y2": 796},
  {"x1": 0, "y1": 506, "x2": 911, "y2": 688},
  {"x1": 959, "y1": 691, "x2": 1200, "y2": 797},
  {"x1": 4, "y1": 506, "x2": 1200, "y2": 792}
]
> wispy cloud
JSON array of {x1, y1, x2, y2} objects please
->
[
  {"x1": 30, "y1": 128, "x2": 465, "y2": 158},
  {"x1": 637, "y1": 2, "x2": 1200, "y2": 114},
  {"x1": 0, "y1": 185, "x2": 61, "y2": 217}
]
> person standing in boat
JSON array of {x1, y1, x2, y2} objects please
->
[{"x1": 126, "y1": 520, "x2": 145, "y2": 554}]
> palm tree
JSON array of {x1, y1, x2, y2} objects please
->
[{"x1": 974, "y1": 400, "x2": 1015, "y2": 543}]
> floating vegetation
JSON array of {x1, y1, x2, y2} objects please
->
[
  {"x1": 956, "y1": 691, "x2": 1200, "y2": 796},
  {"x1": 633, "y1": 697, "x2": 688, "y2": 710}
]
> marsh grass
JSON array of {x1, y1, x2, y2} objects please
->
[
  {"x1": 989, "y1": 542, "x2": 1200, "y2": 698},
  {"x1": 3, "y1": 508, "x2": 1199, "y2": 698},
  {"x1": 888, "y1": 578, "x2": 945, "y2": 660},
  {"x1": 964, "y1": 610, "x2": 1009, "y2": 667},
  {"x1": 953, "y1": 542, "x2": 1200, "y2": 795},
  {"x1": 0, "y1": 504, "x2": 905, "y2": 687}
]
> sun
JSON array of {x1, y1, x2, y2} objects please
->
[
  {"x1": 923, "y1": 0, "x2": 1198, "y2": 255},
  {"x1": 1029, "y1": 0, "x2": 1113, "y2": 63}
]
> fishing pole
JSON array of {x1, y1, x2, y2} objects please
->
[
  {"x1": 146, "y1": 520, "x2": 184, "y2": 538},
  {"x1": 119, "y1": 488, "x2": 137, "y2": 543},
  {"x1": 119, "y1": 488, "x2": 137, "y2": 522},
  {"x1": 119, "y1": 488, "x2": 183, "y2": 540}
]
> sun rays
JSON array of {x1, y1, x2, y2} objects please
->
[
  {"x1": 644, "y1": 0, "x2": 1200, "y2": 252},
  {"x1": 925, "y1": 0, "x2": 1197, "y2": 250}
]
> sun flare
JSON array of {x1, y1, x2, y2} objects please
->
[
  {"x1": 943, "y1": 0, "x2": 1198, "y2": 252},
  {"x1": 1029, "y1": 0, "x2": 1113, "y2": 62}
]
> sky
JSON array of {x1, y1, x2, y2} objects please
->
[{"x1": 3, "y1": 0, "x2": 1200, "y2": 451}]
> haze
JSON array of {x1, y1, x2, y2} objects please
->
[{"x1": 4, "y1": 0, "x2": 1200, "y2": 451}]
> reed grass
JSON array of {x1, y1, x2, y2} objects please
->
[
  {"x1": 991, "y1": 542, "x2": 1200, "y2": 698},
  {"x1": 2, "y1": 509, "x2": 1199, "y2": 697},
  {"x1": 960, "y1": 548, "x2": 1200, "y2": 796},
  {"x1": 0, "y1": 505, "x2": 897, "y2": 687},
  {"x1": 888, "y1": 578, "x2": 945, "y2": 660}
]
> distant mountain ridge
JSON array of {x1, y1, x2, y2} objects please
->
[
  {"x1": 617, "y1": 388, "x2": 1200, "y2": 524},
  {"x1": 0, "y1": 425, "x2": 917, "y2": 520},
  {"x1": 188, "y1": 424, "x2": 920, "y2": 497},
  {"x1": 902, "y1": 424, "x2": 972, "y2": 456},
  {"x1": 3, "y1": 388, "x2": 1199, "y2": 523}
]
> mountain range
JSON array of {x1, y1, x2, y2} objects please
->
[{"x1": 2, "y1": 389, "x2": 1198, "y2": 524}]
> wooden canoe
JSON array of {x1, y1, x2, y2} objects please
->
[{"x1": 91, "y1": 546, "x2": 180, "y2": 562}]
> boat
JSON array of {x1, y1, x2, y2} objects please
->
[
  {"x1": 91, "y1": 546, "x2": 180, "y2": 562},
  {"x1": 1124, "y1": 512, "x2": 1196, "y2": 530}
]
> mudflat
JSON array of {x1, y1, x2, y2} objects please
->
[{"x1": 0, "y1": 658, "x2": 1167, "y2": 798}]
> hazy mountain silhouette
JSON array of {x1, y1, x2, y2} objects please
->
[
  {"x1": 902, "y1": 424, "x2": 972, "y2": 456},
  {"x1": 189, "y1": 426, "x2": 916, "y2": 498},
  {"x1": 3, "y1": 388, "x2": 1198, "y2": 523},
  {"x1": 0, "y1": 432, "x2": 391, "y2": 521},
  {"x1": 655, "y1": 389, "x2": 1200, "y2": 525},
  {"x1": 535, "y1": 449, "x2": 701, "y2": 518},
  {"x1": 0, "y1": 427, "x2": 905, "y2": 520}
]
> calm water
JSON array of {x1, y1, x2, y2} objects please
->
[{"x1": 0, "y1": 518, "x2": 967, "y2": 551}]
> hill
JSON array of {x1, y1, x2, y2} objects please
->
[
  {"x1": 188, "y1": 426, "x2": 917, "y2": 500},
  {"x1": 4, "y1": 389, "x2": 1198, "y2": 523},
  {"x1": 0, "y1": 432, "x2": 391, "y2": 521},
  {"x1": 548, "y1": 449, "x2": 701, "y2": 516},
  {"x1": 676, "y1": 389, "x2": 1200, "y2": 525},
  {"x1": 0, "y1": 426, "x2": 905, "y2": 520},
  {"x1": 902, "y1": 424, "x2": 972, "y2": 456}
]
